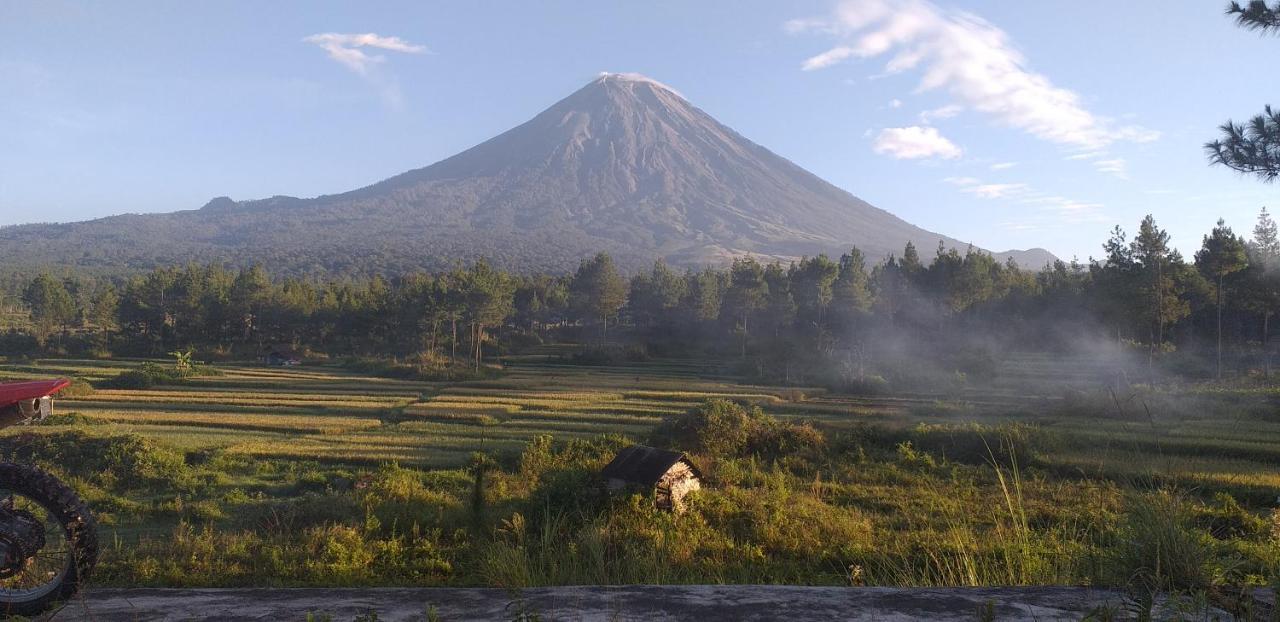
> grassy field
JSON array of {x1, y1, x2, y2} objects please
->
[{"x1": 0, "y1": 350, "x2": 1275, "y2": 596}]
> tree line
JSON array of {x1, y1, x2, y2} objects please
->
[{"x1": 8, "y1": 209, "x2": 1280, "y2": 385}]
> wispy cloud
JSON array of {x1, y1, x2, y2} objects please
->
[
  {"x1": 873, "y1": 126, "x2": 962, "y2": 159},
  {"x1": 304, "y1": 33, "x2": 427, "y2": 75},
  {"x1": 1064, "y1": 151, "x2": 1104, "y2": 161},
  {"x1": 789, "y1": 0, "x2": 1158, "y2": 149},
  {"x1": 944, "y1": 176, "x2": 1027, "y2": 199},
  {"x1": 303, "y1": 32, "x2": 427, "y2": 108},
  {"x1": 944, "y1": 176, "x2": 1106, "y2": 223},
  {"x1": 1093, "y1": 158, "x2": 1128, "y2": 179},
  {"x1": 989, "y1": 161, "x2": 1017, "y2": 171},
  {"x1": 966, "y1": 183, "x2": 1028, "y2": 199},
  {"x1": 919, "y1": 104, "x2": 961, "y2": 124}
]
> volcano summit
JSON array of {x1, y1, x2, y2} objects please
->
[{"x1": 0, "y1": 73, "x2": 1053, "y2": 275}]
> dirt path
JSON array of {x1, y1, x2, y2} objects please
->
[{"x1": 44, "y1": 586, "x2": 1233, "y2": 621}]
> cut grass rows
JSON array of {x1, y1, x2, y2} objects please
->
[{"x1": 1, "y1": 356, "x2": 1277, "y2": 486}]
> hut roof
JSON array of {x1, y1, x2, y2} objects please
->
[{"x1": 601, "y1": 445, "x2": 700, "y2": 486}]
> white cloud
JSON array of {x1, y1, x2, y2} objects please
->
[
  {"x1": 989, "y1": 161, "x2": 1017, "y2": 171},
  {"x1": 873, "y1": 126, "x2": 962, "y2": 159},
  {"x1": 1026, "y1": 196, "x2": 1108, "y2": 223},
  {"x1": 943, "y1": 176, "x2": 1106, "y2": 223},
  {"x1": 943, "y1": 176, "x2": 1026, "y2": 198},
  {"x1": 802, "y1": 46, "x2": 859, "y2": 71},
  {"x1": 790, "y1": 0, "x2": 1157, "y2": 149},
  {"x1": 889, "y1": 98, "x2": 902, "y2": 108},
  {"x1": 919, "y1": 104, "x2": 962, "y2": 124},
  {"x1": 965, "y1": 183, "x2": 1028, "y2": 199},
  {"x1": 303, "y1": 33, "x2": 427, "y2": 109},
  {"x1": 1064, "y1": 151, "x2": 1104, "y2": 161},
  {"x1": 303, "y1": 33, "x2": 427, "y2": 75},
  {"x1": 1093, "y1": 158, "x2": 1128, "y2": 179}
]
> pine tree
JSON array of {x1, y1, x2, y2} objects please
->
[
  {"x1": 1195, "y1": 219, "x2": 1250, "y2": 378},
  {"x1": 22, "y1": 274, "x2": 76, "y2": 346},
  {"x1": 1206, "y1": 3, "x2": 1280, "y2": 182},
  {"x1": 1131, "y1": 216, "x2": 1189, "y2": 363},
  {"x1": 1246, "y1": 207, "x2": 1280, "y2": 374},
  {"x1": 569, "y1": 253, "x2": 627, "y2": 343},
  {"x1": 723, "y1": 257, "x2": 768, "y2": 356}
]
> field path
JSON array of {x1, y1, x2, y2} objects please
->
[{"x1": 48, "y1": 586, "x2": 1234, "y2": 621}]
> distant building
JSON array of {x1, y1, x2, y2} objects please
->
[
  {"x1": 601, "y1": 445, "x2": 702, "y2": 513},
  {"x1": 263, "y1": 348, "x2": 303, "y2": 367}
]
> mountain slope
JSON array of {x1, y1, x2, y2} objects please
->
[{"x1": 0, "y1": 73, "x2": 1054, "y2": 275}]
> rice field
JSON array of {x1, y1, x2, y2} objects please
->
[{"x1": 0, "y1": 352, "x2": 1276, "y2": 496}]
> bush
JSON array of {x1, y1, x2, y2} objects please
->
[
  {"x1": 99, "y1": 361, "x2": 200, "y2": 389},
  {"x1": 1106, "y1": 491, "x2": 1223, "y2": 592},
  {"x1": 651, "y1": 399, "x2": 825, "y2": 461},
  {"x1": 343, "y1": 354, "x2": 494, "y2": 382},
  {"x1": 842, "y1": 374, "x2": 889, "y2": 396},
  {"x1": 38, "y1": 411, "x2": 100, "y2": 426},
  {"x1": 563, "y1": 344, "x2": 649, "y2": 366},
  {"x1": 1193, "y1": 493, "x2": 1269, "y2": 540},
  {"x1": 58, "y1": 378, "x2": 96, "y2": 398},
  {"x1": 102, "y1": 369, "x2": 155, "y2": 389},
  {"x1": 0, "y1": 431, "x2": 190, "y2": 491},
  {"x1": 906, "y1": 422, "x2": 1050, "y2": 467}
]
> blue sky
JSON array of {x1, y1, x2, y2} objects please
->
[{"x1": 1, "y1": 0, "x2": 1275, "y2": 261}]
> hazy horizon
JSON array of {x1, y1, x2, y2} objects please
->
[{"x1": 2, "y1": 0, "x2": 1276, "y2": 261}]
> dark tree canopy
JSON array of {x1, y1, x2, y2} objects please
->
[
  {"x1": 1207, "y1": 3, "x2": 1280, "y2": 182},
  {"x1": 1228, "y1": 0, "x2": 1280, "y2": 32},
  {"x1": 1207, "y1": 106, "x2": 1280, "y2": 183}
]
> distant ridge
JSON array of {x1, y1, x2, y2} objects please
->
[{"x1": 0, "y1": 73, "x2": 1055, "y2": 275}]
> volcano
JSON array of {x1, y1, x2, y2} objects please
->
[{"x1": 0, "y1": 73, "x2": 1053, "y2": 275}]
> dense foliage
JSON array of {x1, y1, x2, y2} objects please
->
[
  {"x1": 3, "y1": 211, "x2": 1279, "y2": 388},
  {"x1": 1207, "y1": 1, "x2": 1280, "y2": 182}
]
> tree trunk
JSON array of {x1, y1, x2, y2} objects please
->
[
  {"x1": 1216, "y1": 275, "x2": 1224, "y2": 380},
  {"x1": 450, "y1": 318, "x2": 457, "y2": 363},
  {"x1": 1265, "y1": 311, "x2": 1272, "y2": 378}
]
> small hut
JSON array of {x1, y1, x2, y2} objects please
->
[
  {"x1": 601, "y1": 445, "x2": 702, "y2": 513},
  {"x1": 263, "y1": 347, "x2": 303, "y2": 367}
]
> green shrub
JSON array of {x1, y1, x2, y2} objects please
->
[
  {"x1": 1193, "y1": 493, "x2": 1269, "y2": 540},
  {"x1": 563, "y1": 344, "x2": 650, "y2": 366},
  {"x1": 58, "y1": 378, "x2": 96, "y2": 398},
  {"x1": 1106, "y1": 491, "x2": 1224, "y2": 592},
  {"x1": 651, "y1": 399, "x2": 825, "y2": 461},
  {"x1": 0, "y1": 431, "x2": 190, "y2": 490},
  {"x1": 842, "y1": 374, "x2": 889, "y2": 396},
  {"x1": 101, "y1": 369, "x2": 155, "y2": 389},
  {"x1": 906, "y1": 422, "x2": 1049, "y2": 467},
  {"x1": 38, "y1": 411, "x2": 100, "y2": 426},
  {"x1": 343, "y1": 355, "x2": 494, "y2": 382}
]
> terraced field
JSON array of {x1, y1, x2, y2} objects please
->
[
  {"x1": 0, "y1": 353, "x2": 1276, "y2": 499},
  {"x1": 0, "y1": 356, "x2": 842, "y2": 468}
]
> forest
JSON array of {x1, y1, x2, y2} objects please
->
[{"x1": 3, "y1": 210, "x2": 1278, "y2": 390}]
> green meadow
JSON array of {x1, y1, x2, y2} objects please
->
[{"x1": 0, "y1": 352, "x2": 1275, "y2": 607}]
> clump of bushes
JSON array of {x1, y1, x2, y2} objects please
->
[
  {"x1": 905, "y1": 422, "x2": 1051, "y2": 467},
  {"x1": 1106, "y1": 491, "x2": 1224, "y2": 592},
  {"x1": 100, "y1": 358, "x2": 220, "y2": 389},
  {"x1": 343, "y1": 352, "x2": 495, "y2": 382},
  {"x1": 38, "y1": 411, "x2": 100, "y2": 426},
  {"x1": 562, "y1": 344, "x2": 649, "y2": 366},
  {"x1": 58, "y1": 377, "x2": 96, "y2": 398},
  {"x1": 0, "y1": 430, "x2": 190, "y2": 491},
  {"x1": 841, "y1": 374, "x2": 889, "y2": 396},
  {"x1": 651, "y1": 399, "x2": 824, "y2": 461}
]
